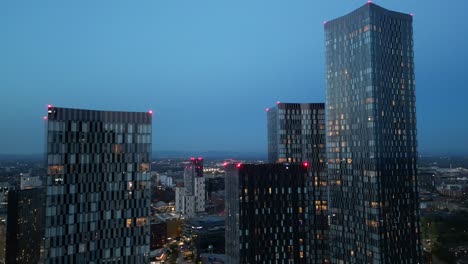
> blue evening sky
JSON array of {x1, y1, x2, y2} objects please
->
[{"x1": 1, "y1": 0, "x2": 467, "y2": 155}]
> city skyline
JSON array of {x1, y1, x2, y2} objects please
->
[{"x1": 2, "y1": 0, "x2": 468, "y2": 155}]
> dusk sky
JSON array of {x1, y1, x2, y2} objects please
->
[{"x1": 1, "y1": 0, "x2": 467, "y2": 155}]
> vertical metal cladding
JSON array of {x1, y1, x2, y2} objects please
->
[
  {"x1": 44, "y1": 107, "x2": 152, "y2": 263},
  {"x1": 325, "y1": 3, "x2": 422, "y2": 263}
]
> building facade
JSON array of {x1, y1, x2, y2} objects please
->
[
  {"x1": 325, "y1": 3, "x2": 422, "y2": 263},
  {"x1": 150, "y1": 219, "x2": 167, "y2": 250},
  {"x1": 5, "y1": 188, "x2": 45, "y2": 264},
  {"x1": 44, "y1": 106, "x2": 152, "y2": 263},
  {"x1": 225, "y1": 163, "x2": 328, "y2": 264},
  {"x1": 175, "y1": 158, "x2": 205, "y2": 217},
  {"x1": 267, "y1": 102, "x2": 326, "y2": 164}
]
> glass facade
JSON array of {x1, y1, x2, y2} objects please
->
[
  {"x1": 325, "y1": 3, "x2": 422, "y2": 263},
  {"x1": 225, "y1": 163, "x2": 328, "y2": 264},
  {"x1": 267, "y1": 103, "x2": 326, "y2": 164},
  {"x1": 5, "y1": 188, "x2": 45, "y2": 264},
  {"x1": 44, "y1": 107, "x2": 152, "y2": 263}
]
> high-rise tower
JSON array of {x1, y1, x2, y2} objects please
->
[
  {"x1": 325, "y1": 3, "x2": 421, "y2": 263},
  {"x1": 267, "y1": 102, "x2": 326, "y2": 164},
  {"x1": 44, "y1": 106, "x2": 152, "y2": 263},
  {"x1": 225, "y1": 163, "x2": 328, "y2": 264},
  {"x1": 5, "y1": 188, "x2": 45, "y2": 264},
  {"x1": 175, "y1": 158, "x2": 205, "y2": 217}
]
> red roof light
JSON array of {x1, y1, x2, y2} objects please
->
[
  {"x1": 303, "y1": 162, "x2": 309, "y2": 168},
  {"x1": 236, "y1": 163, "x2": 242, "y2": 168}
]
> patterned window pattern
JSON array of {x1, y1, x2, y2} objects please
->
[
  {"x1": 225, "y1": 164, "x2": 328, "y2": 264},
  {"x1": 44, "y1": 107, "x2": 152, "y2": 264},
  {"x1": 325, "y1": 3, "x2": 422, "y2": 264}
]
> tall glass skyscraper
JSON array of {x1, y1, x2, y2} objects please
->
[
  {"x1": 325, "y1": 3, "x2": 422, "y2": 263},
  {"x1": 44, "y1": 106, "x2": 152, "y2": 263}
]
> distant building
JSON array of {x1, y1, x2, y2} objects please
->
[
  {"x1": 175, "y1": 158, "x2": 205, "y2": 217},
  {"x1": 183, "y1": 216, "x2": 225, "y2": 255},
  {"x1": 150, "y1": 219, "x2": 167, "y2": 250},
  {"x1": 153, "y1": 213, "x2": 183, "y2": 240},
  {"x1": 44, "y1": 106, "x2": 152, "y2": 263},
  {"x1": 225, "y1": 163, "x2": 328, "y2": 263},
  {"x1": 157, "y1": 175, "x2": 174, "y2": 188},
  {"x1": 325, "y1": 3, "x2": 422, "y2": 263},
  {"x1": 5, "y1": 188, "x2": 45, "y2": 264},
  {"x1": 267, "y1": 102, "x2": 325, "y2": 164},
  {"x1": 20, "y1": 174, "x2": 42, "y2": 190}
]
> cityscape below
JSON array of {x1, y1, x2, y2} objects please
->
[{"x1": 1, "y1": 2, "x2": 468, "y2": 264}]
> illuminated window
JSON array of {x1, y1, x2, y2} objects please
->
[
  {"x1": 126, "y1": 219, "x2": 132, "y2": 228},
  {"x1": 48, "y1": 165, "x2": 64, "y2": 175},
  {"x1": 136, "y1": 218, "x2": 147, "y2": 227},
  {"x1": 113, "y1": 144, "x2": 124, "y2": 154},
  {"x1": 139, "y1": 163, "x2": 149, "y2": 172}
]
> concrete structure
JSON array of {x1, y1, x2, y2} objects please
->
[
  {"x1": 325, "y1": 3, "x2": 422, "y2": 263},
  {"x1": 175, "y1": 158, "x2": 205, "y2": 217},
  {"x1": 20, "y1": 174, "x2": 42, "y2": 190},
  {"x1": 156, "y1": 175, "x2": 174, "y2": 188}
]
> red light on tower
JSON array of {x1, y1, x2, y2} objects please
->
[
  {"x1": 265, "y1": 108, "x2": 269, "y2": 112},
  {"x1": 236, "y1": 163, "x2": 242, "y2": 168},
  {"x1": 190, "y1": 157, "x2": 195, "y2": 161},
  {"x1": 198, "y1": 157, "x2": 203, "y2": 160},
  {"x1": 148, "y1": 110, "x2": 153, "y2": 115},
  {"x1": 367, "y1": 0, "x2": 372, "y2": 4},
  {"x1": 303, "y1": 162, "x2": 309, "y2": 168},
  {"x1": 223, "y1": 162, "x2": 228, "y2": 167},
  {"x1": 43, "y1": 116, "x2": 48, "y2": 120},
  {"x1": 47, "y1": 104, "x2": 52, "y2": 108},
  {"x1": 323, "y1": 21, "x2": 327, "y2": 25},
  {"x1": 276, "y1": 101, "x2": 280, "y2": 105},
  {"x1": 410, "y1": 13, "x2": 414, "y2": 17}
]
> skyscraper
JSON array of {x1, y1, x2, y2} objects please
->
[
  {"x1": 5, "y1": 188, "x2": 45, "y2": 264},
  {"x1": 44, "y1": 106, "x2": 152, "y2": 263},
  {"x1": 225, "y1": 163, "x2": 328, "y2": 264},
  {"x1": 175, "y1": 158, "x2": 205, "y2": 217},
  {"x1": 325, "y1": 3, "x2": 421, "y2": 263},
  {"x1": 267, "y1": 102, "x2": 326, "y2": 164}
]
